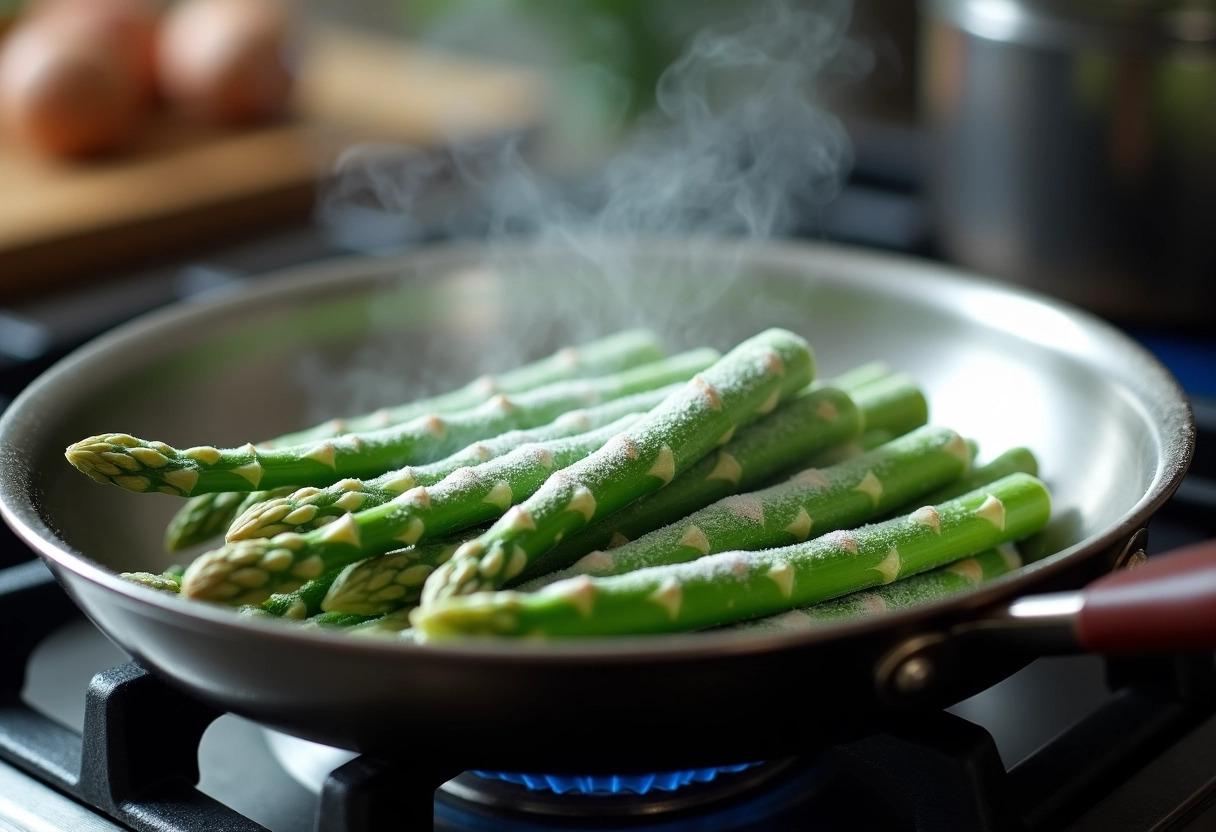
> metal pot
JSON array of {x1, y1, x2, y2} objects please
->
[
  {"x1": 920, "y1": 0, "x2": 1216, "y2": 326},
  {"x1": 0, "y1": 239, "x2": 1199, "y2": 786}
]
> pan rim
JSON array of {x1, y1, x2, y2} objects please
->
[{"x1": 0, "y1": 236, "x2": 1195, "y2": 663}]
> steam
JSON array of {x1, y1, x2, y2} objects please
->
[{"x1": 311, "y1": 0, "x2": 870, "y2": 410}]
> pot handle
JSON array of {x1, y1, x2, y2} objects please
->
[{"x1": 1073, "y1": 539, "x2": 1216, "y2": 654}]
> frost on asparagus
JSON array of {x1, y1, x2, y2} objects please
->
[
  {"x1": 225, "y1": 384, "x2": 681, "y2": 541},
  {"x1": 519, "y1": 425, "x2": 972, "y2": 589},
  {"x1": 66, "y1": 349, "x2": 718, "y2": 496},
  {"x1": 419, "y1": 328, "x2": 818, "y2": 604},
  {"x1": 179, "y1": 415, "x2": 646, "y2": 602},
  {"x1": 512, "y1": 385, "x2": 864, "y2": 584},
  {"x1": 162, "y1": 330, "x2": 667, "y2": 550},
  {"x1": 727, "y1": 545, "x2": 1022, "y2": 632},
  {"x1": 410, "y1": 472, "x2": 1050, "y2": 639}
]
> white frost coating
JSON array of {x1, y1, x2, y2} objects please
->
[
  {"x1": 947, "y1": 557, "x2": 984, "y2": 584},
  {"x1": 722, "y1": 494, "x2": 765, "y2": 524},
  {"x1": 717, "y1": 425, "x2": 736, "y2": 446},
  {"x1": 183, "y1": 446, "x2": 221, "y2": 464},
  {"x1": 483, "y1": 481, "x2": 513, "y2": 510},
  {"x1": 911, "y1": 505, "x2": 941, "y2": 534},
  {"x1": 609, "y1": 434, "x2": 640, "y2": 461},
  {"x1": 424, "y1": 415, "x2": 448, "y2": 439},
  {"x1": 945, "y1": 433, "x2": 971, "y2": 463},
  {"x1": 503, "y1": 506, "x2": 536, "y2": 532},
  {"x1": 678, "y1": 525, "x2": 711, "y2": 554},
  {"x1": 470, "y1": 444, "x2": 493, "y2": 462},
  {"x1": 318, "y1": 514, "x2": 361, "y2": 548},
  {"x1": 726, "y1": 553, "x2": 750, "y2": 579},
  {"x1": 574, "y1": 550, "x2": 615, "y2": 574},
  {"x1": 852, "y1": 471, "x2": 883, "y2": 505},
  {"x1": 471, "y1": 375, "x2": 498, "y2": 396},
  {"x1": 815, "y1": 400, "x2": 839, "y2": 422},
  {"x1": 650, "y1": 578, "x2": 683, "y2": 620},
  {"x1": 534, "y1": 447, "x2": 556, "y2": 468},
  {"x1": 565, "y1": 486, "x2": 597, "y2": 522},
  {"x1": 873, "y1": 547, "x2": 901, "y2": 584},
  {"x1": 755, "y1": 390, "x2": 781, "y2": 415},
  {"x1": 790, "y1": 468, "x2": 829, "y2": 488},
  {"x1": 766, "y1": 561, "x2": 795, "y2": 598},
  {"x1": 503, "y1": 545, "x2": 529, "y2": 580},
  {"x1": 395, "y1": 517, "x2": 425, "y2": 545},
  {"x1": 692, "y1": 375, "x2": 723, "y2": 410},
  {"x1": 302, "y1": 442, "x2": 336, "y2": 469},
  {"x1": 829, "y1": 531, "x2": 859, "y2": 555},
  {"x1": 163, "y1": 468, "x2": 198, "y2": 494},
  {"x1": 784, "y1": 507, "x2": 813, "y2": 540},
  {"x1": 370, "y1": 408, "x2": 393, "y2": 427},
  {"x1": 400, "y1": 486, "x2": 432, "y2": 510},
  {"x1": 858, "y1": 593, "x2": 888, "y2": 615},
  {"x1": 707, "y1": 452, "x2": 742, "y2": 485},
  {"x1": 976, "y1": 495, "x2": 1006, "y2": 530},
  {"x1": 761, "y1": 349, "x2": 785, "y2": 377},
  {"x1": 555, "y1": 409, "x2": 592, "y2": 432},
  {"x1": 607, "y1": 531, "x2": 630, "y2": 549},
  {"x1": 647, "y1": 445, "x2": 676, "y2": 484}
]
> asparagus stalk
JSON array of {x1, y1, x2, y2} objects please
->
[
  {"x1": 179, "y1": 413, "x2": 648, "y2": 604},
  {"x1": 411, "y1": 472, "x2": 1051, "y2": 638},
  {"x1": 519, "y1": 424, "x2": 971, "y2": 589},
  {"x1": 320, "y1": 537, "x2": 467, "y2": 616},
  {"x1": 812, "y1": 360, "x2": 891, "y2": 393},
  {"x1": 225, "y1": 384, "x2": 683, "y2": 541},
  {"x1": 420, "y1": 329, "x2": 817, "y2": 604},
  {"x1": 66, "y1": 349, "x2": 718, "y2": 496},
  {"x1": 918, "y1": 447, "x2": 1038, "y2": 507},
  {"x1": 727, "y1": 545, "x2": 1022, "y2": 632},
  {"x1": 162, "y1": 330, "x2": 666, "y2": 551}
]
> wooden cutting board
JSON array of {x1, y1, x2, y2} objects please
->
[{"x1": 0, "y1": 25, "x2": 547, "y2": 299}]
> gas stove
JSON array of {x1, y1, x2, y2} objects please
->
[{"x1": 1, "y1": 170, "x2": 1214, "y2": 830}]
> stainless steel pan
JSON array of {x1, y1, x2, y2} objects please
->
[{"x1": 0, "y1": 239, "x2": 1199, "y2": 774}]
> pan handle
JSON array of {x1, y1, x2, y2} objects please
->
[{"x1": 1001, "y1": 539, "x2": 1216, "y2": 654}]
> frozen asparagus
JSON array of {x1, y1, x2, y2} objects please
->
[
  {"x1": 162, "y1": 330, "x2": 665, "y2": 551},
  {"x1": 225, "y1": 384, "x2": 683, "y2": 541},
  {"x1": 519, "y1": 424, "x2": 971, "y2": 589},
  {"x1": 179, "y1": 413, "x2": 648, "y2": 604},
  {"x1": 66, "y1": 349, "x2": 717, "y2": 497},
  {"x1": 727, "y1": 545, "x2": 1022, "y2": 632},
  {"x1": 420, "y1": 328, "x2": 817, "y2": 603},
  {"x1": 410, "y1": 472, "x2": 1051, "y2": 638}
]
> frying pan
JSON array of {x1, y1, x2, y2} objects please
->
[{"x1": 0, "y1": 239, "x2": 1203, "y2": 775}]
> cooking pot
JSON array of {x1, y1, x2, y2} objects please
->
[
  {"x1": 920, "y1": 0, "x2": 1216, "y2": 326},
  {"x1": 0, "y1": 239, "x2": 1202, "y2": 788}
]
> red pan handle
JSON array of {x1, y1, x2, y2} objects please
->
[{"x1": 1075, "y1": 539, "x2": 1216, "y2": 654}]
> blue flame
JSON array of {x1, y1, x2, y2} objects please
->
[{"x1": 471, "y1": 762, "x2": 763, "y2": 795}]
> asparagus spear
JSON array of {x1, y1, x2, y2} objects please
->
[
  {"x1": 519, "y1": 424, "x2": 971, "y2": 589},
  {"x1": 162, "y1": 330, "x2": 666, "y2": 551},
  {"x1": 179, "y1": 413, "x2": 648, "y2": 604},
  {"x1": 420, "y1": 328, "x2": 817, "y2": 604},
  {"x1": 321, "y1": 537, "x2": 467, "y2": 616},
  {"x1": 727, "y1": 545, "x2": 1022, "y2": 632},
  {"x1": 918, "y1": 447, "x2": 1038, "y2": 507},
  {"x1": 411, "y1": 472, "x2": 1051, "y2": 638},
  {"x1": 225, "y1": 384, "x2": 683, "y2": 541},
  {"x1": 66, "y1": 349, "x2": 718, "y2": 496}
]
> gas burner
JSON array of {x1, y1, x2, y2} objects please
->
[{"x1": 442, "y1": 761, "x2": 801, "y2": 821}]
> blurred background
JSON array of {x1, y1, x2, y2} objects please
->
[{"x1": 0, "y1": 0, "x2": 1213, "y2": 403}]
